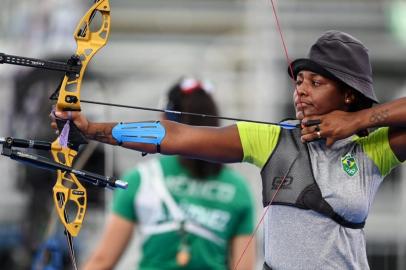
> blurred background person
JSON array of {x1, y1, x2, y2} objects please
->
[{"x1": 83, "y1": 77, "x2": 256, "y2": 270}]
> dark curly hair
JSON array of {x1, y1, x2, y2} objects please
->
[{"x1": 165, "y1": 78, "x2": 223, "y2": 178}]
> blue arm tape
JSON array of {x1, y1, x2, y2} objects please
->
[{"x1": 112, "y1": 121, "x2": 166, "y2": 146}]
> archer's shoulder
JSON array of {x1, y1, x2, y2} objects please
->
[
  {"x1": 236, "y1": 121, "x2": 281, "y2": 135},
  {"x1": 353, "y1": 127, "x2": 389, "y2": 146}
]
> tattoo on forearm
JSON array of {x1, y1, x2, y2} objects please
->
[
  {"x1": 370, "y1": 109, "x2": 389, "y2": 124},
  {"x1": 89, "y1": 131, "x2": 111, "y2": 143}
]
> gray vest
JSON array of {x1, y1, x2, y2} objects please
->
[{"x1": 260, "y1": 128, "x2": 365, "y2": 229}]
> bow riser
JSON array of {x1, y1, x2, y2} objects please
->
[{"x1": 52, "y1": 0, "x2": 111, "y2": 239}]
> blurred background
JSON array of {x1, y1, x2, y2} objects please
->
[{"x1": 0, "y1": 0, "x2": 405, "y2": 269}]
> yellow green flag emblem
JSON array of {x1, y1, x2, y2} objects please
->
[{"x1": 341, "y1": 153, "x2": 358, "y2": 177}]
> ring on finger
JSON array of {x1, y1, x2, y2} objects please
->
[{"x1": 316, "y1": 131, "x2": 321, "y2": 139}]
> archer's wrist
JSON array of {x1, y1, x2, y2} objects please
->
[
  {"x1": 350, "y1": 110, "x2": 366, "y2": 132},
  {"x1": 85, "y1": 122, "x2": 118, "y2": 145}
]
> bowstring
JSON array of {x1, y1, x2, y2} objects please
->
[{"x1": 232, "y1": 1, "x2": 306, "y2": 269}]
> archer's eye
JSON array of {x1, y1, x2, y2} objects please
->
[
  {"x1": 296, "y1": 79, "x2": 303, "y2": 86},
  {"x1": 312, "y1": 80, "x2": 321, "y2": 87}
]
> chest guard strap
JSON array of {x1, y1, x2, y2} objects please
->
[{"x1": 260, "y1": 128, "x2": 365, "y2": 229}]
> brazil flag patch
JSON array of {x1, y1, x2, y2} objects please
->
[{"x1": 341, "y1": 153, "x2": 359, "y2": 177}]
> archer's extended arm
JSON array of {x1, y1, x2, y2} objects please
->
[{"x1": 54, "y1": 111, "x2": 244, "y2": 163}]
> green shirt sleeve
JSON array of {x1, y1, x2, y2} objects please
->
[
  {"x1": 112, "y1": 169, "x2": 142, "y2": 222},
  {"x1": 236, "y1": 122, "x2": 281, "y2": 168},
  {"x1": 356, "y1": 127, "x2": 402, "y2": 176}
]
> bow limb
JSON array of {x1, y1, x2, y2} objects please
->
[
  {"x1": 56, "y1": 0, "x2": 111, "y2": 111},
  {"x1": 51, "y1": 140, "x2": 86, "y2": 237}
]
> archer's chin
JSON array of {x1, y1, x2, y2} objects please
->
[{"x1": 296, "y1": 111, "x2": 305, "y2": 121}]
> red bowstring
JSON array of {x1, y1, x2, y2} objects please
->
[
  {"x1": 232, "y1": 1, "x2": 306, "y2": 269},
  {"x1": 269, "y1": 0, "x2": 294, "y2": 80},
  {"x1": 232, "y1": 172, "x2": 290, "y2": 270}
]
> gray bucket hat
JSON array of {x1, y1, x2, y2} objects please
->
[{"x1": 289, "y1": 30, "x2": 378, "y2": 103}]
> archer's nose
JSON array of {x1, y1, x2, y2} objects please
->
[{"x1": 295, "y1": 83, "x2": 308, "y2": 97}]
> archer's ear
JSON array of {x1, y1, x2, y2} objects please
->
[{"x1": 344, "y1": 90, "x2": 356, "y2": 105}]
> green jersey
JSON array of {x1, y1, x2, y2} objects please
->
[{"x1": 112, "y1": 156, "x2": 255, "y2": 270}]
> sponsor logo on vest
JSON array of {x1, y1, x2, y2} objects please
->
[
  {"x1": 272, "y1": 176, "x2": 293, "y2": 189},
  {"x1": 341, "y1": 153, "x2": 358, "y2": 177}
]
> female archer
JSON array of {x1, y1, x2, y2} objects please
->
[{"x1": 55, "y1": 30, "x2": 406, "y2": 269}]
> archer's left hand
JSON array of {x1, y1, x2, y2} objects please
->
[{"x1": 51, "y1": 111, "x2": 90, "y2": 136}]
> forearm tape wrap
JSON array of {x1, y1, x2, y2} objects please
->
[{"x1": 112, "y1": 121, "x2": 166, "y2": 151}]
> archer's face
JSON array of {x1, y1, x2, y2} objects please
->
[{"x1": 293, "y1": 70, "x2": 347, "y2": 120}]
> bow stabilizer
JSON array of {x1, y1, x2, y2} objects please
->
[{"x1": 0, "y1": 135, "x2": 127, "y2": 237}]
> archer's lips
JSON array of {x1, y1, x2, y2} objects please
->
[{"x1": 295, "y1": 103, "x2": 311, "y2": 111}]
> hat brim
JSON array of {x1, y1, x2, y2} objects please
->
[
  {"x1": 288, "y1": 58, "x2": 378, "y2": 103},
  {"x1": 289, "y1": 59, "x2": 338, "y2": 82}
]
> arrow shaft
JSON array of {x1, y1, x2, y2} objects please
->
[{"x1": 80, "y1": 99, "x2": 298, "y2": 128}]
